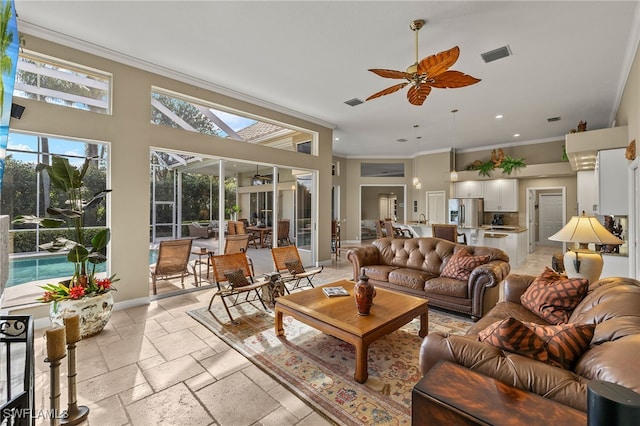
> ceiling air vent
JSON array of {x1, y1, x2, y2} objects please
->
[
  {"x1": 481, "y1": 45, "x2": 512, "y2": 63},
  {"x1": 344, "y1": 98, "x2": 364, "y2": 107},
  {"x1": 547, "y1": 116, "x2": 561, "y2": 122}
]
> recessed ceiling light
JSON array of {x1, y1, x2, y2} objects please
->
[
  {"x1": 513, "y1": 133, "x2": 520, "y2": 137},
  {"x1": 495, "y1": 114, "x2": 503, "y2": 119},
  {"x1": 335, "y1": 137, "x2": 340, "y2": 141},
  {"x1": 397, "y1": 138, "x2": 408, "y2": 143}
]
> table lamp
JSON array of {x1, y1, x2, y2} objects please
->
[{"x1": 548, "y1": 212, "x2": 623, "y2": 284}]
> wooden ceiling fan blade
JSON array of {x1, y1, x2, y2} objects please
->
[
  {"x1": 407, "y1": 85, "x2": 432, "y2": 106},
  {"x1": 366, "y1": 82, "x2": 409, "y2": 101},
  {"x1": 368, "y1": 68, "x2": 412, "y2": 79},
  {"x1": 429, "y1": 70, "x2": 481, "y2": 88},
  {"x1": 417, "y1": 46, "x2": 461, "y2": 77}
]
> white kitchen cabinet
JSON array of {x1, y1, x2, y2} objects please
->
[
  {"x1": 576, "y1": 170, "x2": 598, "y2": 215},
  {"x1": 597, "y1": 148, "x2": 628, "y2": 215},
  {"x1": 482, "y1": 179, "x2": 518, "y2": 212},
  {"x1": 454, "y1": 181, "x2": 483, "y2": 198},
  {"x1": 505, "y1": 231, "x2": 527, "y2": 268}
]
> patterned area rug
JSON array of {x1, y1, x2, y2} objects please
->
[{"x1": 187, "y1": 301, "x2": 473, "y2": 425}]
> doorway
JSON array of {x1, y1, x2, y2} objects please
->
[
  {"x1": 359, "y1": 185, "x2": 406, "y2": 241},
  {"x1": 526, "y1": 187, "x2": 566, "y2": 253}
]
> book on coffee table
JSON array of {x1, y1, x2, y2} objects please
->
[{"x1": 322, "y1": 286, "x2": 349, "y2": 297}]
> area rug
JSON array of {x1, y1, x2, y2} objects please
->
[{"x1": 187, "y1": 302, "x2": 473, "y2": 425}]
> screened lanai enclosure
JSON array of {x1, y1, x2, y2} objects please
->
[{"x1": 150, "y1": 149, "x2": 315, "y2": 253}]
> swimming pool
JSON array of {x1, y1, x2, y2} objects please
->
[{"x1": 7, "y1": 251, "x2": 158, "y2": 287}]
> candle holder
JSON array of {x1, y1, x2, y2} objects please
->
[
  {"x1": 62, "y1": 316, "x2": 89, "y2": 425},
  {"x1": 44, "y1": 356, "x2": 65, "y2": 426}
]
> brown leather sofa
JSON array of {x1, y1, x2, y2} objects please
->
[
  {"x1": 346, "y1": 237, "x2": 511, "y2": 320},
  {"x1": 418, "y1": 274, "x2": 640, "y2": 412}
]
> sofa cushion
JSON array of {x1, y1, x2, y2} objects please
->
[
  {"x1": 478, "y1": 317, "x2": 595, "y2": 369},
  {"x1": 388, "y1": 268, "x2": 437, "y2": 291},
  {"x1": 521, "y1": 267, "x2": 589, "y2": 324},
  {"x1": 441, "y1": 248, "x2": 490, "y2": 281},
  {"x1": 424, "y1": 277, "x2": 468, "y2": 298},
  {"x1": 361, "y1": 265, "x2": 398, "y2": 282}
]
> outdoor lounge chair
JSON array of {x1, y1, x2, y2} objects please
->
[
  {"x1": 271, "y1": 245, "x2": 323, "y2": 293},
  {"x1": 187, "y1": 222, "x2": 212, "y2": 238},
  {"x1": 208, "y1": 252, "x2": 269, "y2": 323},
  {"x1": 149, "y1": 239, "x2": 195, "y2": 295}
]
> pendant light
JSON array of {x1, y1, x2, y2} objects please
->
[
  {"x1": 413, "y1": 125, "x2": 422, "y2": 189},
  {"x1": 450, "y1": 109, "x2": 459, "y2": 182}
]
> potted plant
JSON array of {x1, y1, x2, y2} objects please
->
[{"x1": 12, "y1": 155, "x2": 117, "y2": 338}]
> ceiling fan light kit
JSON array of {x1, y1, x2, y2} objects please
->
[{"x1": 367, "y1": 19, "x2": 481, "y2": 106}]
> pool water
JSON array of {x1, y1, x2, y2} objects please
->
[{"x1": 7, "y1": 251, "x2": 158, "y2": 287}]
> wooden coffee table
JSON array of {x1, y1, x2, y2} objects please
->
[{"x1": 274, "y1": 279, "x2": 428, "y2": 383}]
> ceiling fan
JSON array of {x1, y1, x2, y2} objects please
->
[
  {"x1": 366, "y1": 19, "x2": 481, "y2": 106},
  {"x1": 252, "y1": 165, "x2": 272, "y2": 185}
]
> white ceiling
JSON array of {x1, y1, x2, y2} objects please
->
[{"x1": 15, "y1": 1, "x2": 640, "y2": 158}]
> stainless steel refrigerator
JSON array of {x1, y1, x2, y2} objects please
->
[{"x1": 448, "y1": 198, "x2": 484, "y2": 228}]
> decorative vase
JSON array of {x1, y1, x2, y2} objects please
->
[
  {"x1": 49, "y1": 292, "x2": 114, "y2": 339},
  {"x1": 354, "y1": 271, "x2": 375, "y2": 316}
]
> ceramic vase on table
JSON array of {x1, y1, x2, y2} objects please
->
[
  {"x1": 49, "y1": 292, "x2": 114, "y2": 338},
  {"x1": 354, "y1": 270, "x2": 375, "y2": 316}
]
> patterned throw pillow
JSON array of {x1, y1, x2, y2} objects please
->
[
  {"x1": 520, "y1": 267, "x2": 589, "y2": 324},
  {"x1": 284, "y1": 260, "x2": 305, "y2": 275},
  {"x1": 441, "y1": 248, "x2": 490, "y2": 281},
  {"x1": 478, "y1": 317, "x2": 595, "y2": 370},
  {"x1": 224, "y1": 269, "x2": 251, "y2": 288}
]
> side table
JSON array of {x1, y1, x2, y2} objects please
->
[
  {"x1": 412, "y1": 361, "x2": 587, "y2": 425},
  {"x1": 191, "y1": 248, "x2": 211, "y2": 286}
]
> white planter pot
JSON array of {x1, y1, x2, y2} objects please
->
[{"x1": 49, "y1": 292, "x2": 114, "y2": 338}]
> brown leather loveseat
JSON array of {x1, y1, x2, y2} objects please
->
[
  {"x1": 418, "y1": 275, "x2": 640, "y2": 412},
  {"x1": 347, "y1": 237, "x2": 511, "y2": 320}
]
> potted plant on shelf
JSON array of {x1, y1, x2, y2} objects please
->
[{"x1": 12, "y1": 155, "x2": 117, "y2": 338}]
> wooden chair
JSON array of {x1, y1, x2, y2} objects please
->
[
  {"x1": 227, "y1": 220, "x2": 236, "y2": 236},
  {"x1": 236, "y1": 220, "x2": 260, "y2": 249},
  {"x1": 331, "y1": 220, "x2": 341, "y2": 259},
  {"x1": 207, "y1": 252, "x2": 269, "y2": 324},
  {"x1": 276, "y1": 219, "x2": 292, "y2": 246},
  {"x1": 271, "y1": 245, "x2": 323, "y2": 293},
  {"x1": 432, "y1": 224, "x2": 467, "y2": 245},
  {"x1": 219, "y1": 234, "x2": 254, "y2": 276},
  {"x1": 384, "y1": 220, "x2": 410, "y2": 238},
  {"x1": 149, "y1": 239, "x2": 194, "y2": 295},
  {"x1": 375, "y1": 220, "x2": 385, "y2": 239}
]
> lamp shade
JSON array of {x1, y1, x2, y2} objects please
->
[
  {"x1": 548, "y1": 213, "x2": 623, "y2": 246},
  {"x1": 548, "y1": 212, "x2": 623, "y2": 284}
]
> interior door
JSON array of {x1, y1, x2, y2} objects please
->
[{"x1": 539, "y1": 194, "x2": 563, "y2": 244}]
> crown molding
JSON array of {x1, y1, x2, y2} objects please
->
[{"x1": 18, "y1": 20, "x2": 336, "y2": 131}]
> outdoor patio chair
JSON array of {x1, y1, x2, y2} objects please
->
[
  {"x1": 208, "y1": 252, "x2": 269, "y2": 323},
  {"x1": 187, "y1": 222, "x2": 212, "y2": 239},
  {"x1": 271, "y1": 245, "x2": 323, "y2": 293},
  {"x1": 218, "y1": 234, "x2": 255, "y2": 276},
  {"x1": 432, "y1": 224, "x2": 467, "y2": 245},
  {"x1": 149, "y1": 239, "x2": 195, "y2": 295},
  {"x1": 235, "y1": 220, "x2": 260, "y2": 249},
  {"x1": 227, "y1": 220, "x2": 236, "y2": 235}
]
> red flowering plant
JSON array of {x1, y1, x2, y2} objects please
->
[{"x1": 37, "y1": 276, "x2": 118, "y2": 304}]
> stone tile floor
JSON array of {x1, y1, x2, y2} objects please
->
[{"x1": 31, "y1": 245, "x2": 558, "y2": 425}]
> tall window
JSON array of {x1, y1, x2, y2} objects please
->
[
  {"x1": 1, "y1": 133, "x2": 109, "y2": 288},
  {"x1": 13, "y1": 51, "x2": 112, "y2": 114}
]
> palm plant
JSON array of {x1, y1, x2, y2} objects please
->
[{"x1": 13, "y1": 156, "x2": 113, "y2": 290}]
